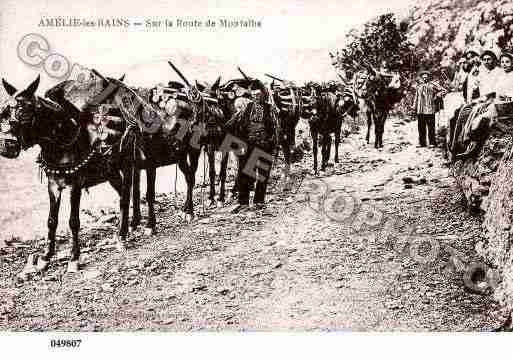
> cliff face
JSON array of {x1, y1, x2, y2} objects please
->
[
  {"x1": 406, "y1": 0, "x2": 513, "y2": 66},
  {"x1": 417, "y1": 0, "x2": 513, "y2": 324}
]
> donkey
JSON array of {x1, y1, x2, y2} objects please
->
[
  {"x1": 211, "y1": 78, "x2": 262, "y2": 203},
  {"x1": 112, "y1": 75, "x2": 226, "y2": 231},
  {"x1": 307, "y1": 82, "x2": 347, "y2": 174},
  {"x1": 353, "y1": 71, "x2": 402, "y2": 148},
  {"x1": 0, "y1": 74, "x2": 137, "y2": 275}
]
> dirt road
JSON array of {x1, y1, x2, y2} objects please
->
[{"x1": 0, "y1": 117, "x2": 506, "y2": 331}]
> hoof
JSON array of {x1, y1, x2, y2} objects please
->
[
  {"x1": 67, "y1": 260, "x2": 79, "y2": 273},
  {"x1": 128, "y1": 226, "x2": 135, "y2": 234},
  {"x1": 36, "y1": 257, "x2": 50, "y2": 271},
  {"x1": 17, "y1": 254, "x2": 38, "y2": 280},
  {"x1": 178, "y1": 212, "x2": 193, "y2": 223},
  {"x1": 114, "y1": 235, "x2": 127, "y2": 252},
  {"x1": 231, "y1": 204, "x2": 250, "y2": 214},
  {"x1": 143, "y1": 227, "x2": 156, "y2": 236}
]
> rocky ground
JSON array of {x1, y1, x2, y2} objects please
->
[{"x1": 0, "y1": 116, "x2": 508, "y2": 331}]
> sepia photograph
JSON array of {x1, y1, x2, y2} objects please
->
[{"x1": 1, "y1": 0, "x2": 513, "y2": 356}]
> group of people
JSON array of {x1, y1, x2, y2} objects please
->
[
  {"x1": 413, "y1": 46, "x2": 513, "y2": 150},
  {"x1": 452, "y1": 47, "x2": 513, "y2": 103}
]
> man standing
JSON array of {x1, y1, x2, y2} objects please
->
[
  {"x1": 228, "y1": 79, "x2": 278, "y2": 213},
  {"x1": 413, "y1": 69, "x2": 445, "y2": 148}
]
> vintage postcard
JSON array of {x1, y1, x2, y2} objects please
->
[{"x1": 0, "y1": 0, "x2": 512, "y2": 356}]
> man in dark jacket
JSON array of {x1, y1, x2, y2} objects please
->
[{"x1": 228, "y1": 79, "x2": 278, "y2": 212}]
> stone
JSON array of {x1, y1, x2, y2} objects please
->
[{"x1": 101, "y1": 283, "x2": 114, "y2": 292}]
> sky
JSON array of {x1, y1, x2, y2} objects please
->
[{"x1": 0, "y1": 0, "x2": 416, "y2": 92}]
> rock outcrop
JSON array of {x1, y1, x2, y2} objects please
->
[
  {"x1": 406, "y1": 0, "x2": 513, "y2": 66},
  {"x1": 407, "y1": 0, "x2": 513, "y2": 325}
]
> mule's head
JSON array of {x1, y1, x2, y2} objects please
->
[
  {"x1": 197, "y1": 76, "x2": 221, "y2": 99},
  {"x1": 0, "y1": 76, "x2": 41, "y2": 158}
]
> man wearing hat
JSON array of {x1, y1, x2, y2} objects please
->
[
  {"x1": 413, "y1": 69, "x2": 446, "y2": 148},
  {"x1": 457, "y1": 50, "x2": 510, "y2": 158},
  {"x1": 476, "y1": 48, "x2": 501, "y2": 101},
  {"x1": 228, "y1": 79, "x2": 278, "y2": 212},
  {"x1": 464, "y1": 46, "x2": 480, "y2": 62},
  {"x1": 459, "y1": 46, "x2": 482, "y2": 102}
]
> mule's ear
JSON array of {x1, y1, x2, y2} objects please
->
[
  {"x1": 195, "y1": 80, "x2": 205, "y2": 92},
  {"x1": 119, "y1": 74, "x2": 126, "y2": 82},
  {"x1": 22, "y1": 75, "x2": 40, "y2": 96},
  {"x1": 212, "y1": 76, "x2": 221, "y2": 91},
  {"x1": 2, "y1": 78, "x2": 17, "y2": 96}
]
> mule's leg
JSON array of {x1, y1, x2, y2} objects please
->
[
  {"x1": 374, "y1": 113, "x2": 380, "y2": 149},
  {"x1": 218, "y1": 152, "x2": 229, "y2": 204},
  {"x1": 118, "y1": 166, "x2": 134, "y2": 248},
  {"x1": 144, "y1": 166, "x2": 157, "y2": 235},
  {"x1": 131, "y1": 168, "x2": 141, "y2": 231},
  {"x1": 279, "y1": 128, "x2": 292, "y2": 191},
  {"x1": 107, "y1": 171, "x2": 124, "y2": 249},
  {"x1": 230, "y1": 154, "x2": 240, "y2": 199},
  {"x1": 311, "y1": 128, "x2": 319, "y2": 174},
  {"x1": 379, "y1": 112, "x2": 388, "y2": 148},
  {"x1": 179, "y1": 150, "x2": 200, "y2": 220},
  {"x1": 37, "y1": 179, "x2": 62, "y2": 271},
  {"x1": 67, "y1": 183, "x2": 82, "y2": 273},
  {"x1": 366, "y1": 111, "x2": 372, "y2": 144},
  {"x1": 334, "y1": 120, "x2": 341, "y2": 163},
  {"x1": 280, "y1": 125, "x2": 291, "y2": 171},
  {"x1": 321, "y1": 134, "x2": 331, "y2": 172},
  {"x1": 207, "y1": 144, "x2": 217, "y2": 207},
  {"x1": 177, "y1": 158, "x2": 189, "y2": 213}
]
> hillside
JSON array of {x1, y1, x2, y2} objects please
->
[{"x1": 405, "y1": 0, "x2": 513, "y2": 66}]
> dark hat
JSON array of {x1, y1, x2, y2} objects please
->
[
  {"x1": 500, "y1": 50, "x2": 513, "y2": 61},
  {"x1": 481, "y1": 49, "x2": 498, "y2": 61},
  {"x1": 464, "y1": 47, "x2": 480, "y2": 58},
  {"x1": 418, "y1": 69, "x2": 431, "y2": 77}
]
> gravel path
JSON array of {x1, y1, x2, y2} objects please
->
[{"x1": 0, "y1": 117, "x2": 505, "y2": 331}]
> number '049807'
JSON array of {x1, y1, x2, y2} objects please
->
[{"x1": 50, "y1": 339, "x2": 82, "y2": 348}]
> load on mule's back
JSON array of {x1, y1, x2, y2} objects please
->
[
  {"x1": 352, "y1": 66, "x2": 402, "y2": 148},
  {"x1": 331, "y1": 55, "x2": 403, "y2": 148},
  {"x1": 0, "y1": 70, "x2": 140, "y2": 278},
  {"x1": 266, "y1": 74, "x2": 300, "y2": 163}
]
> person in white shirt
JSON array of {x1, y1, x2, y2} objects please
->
[
  {"x1": 458, "y1": 50, "x2": 513, "y2": 158},
  {"x1": 476, "y1": 50, "x2": 501, "y2": 99},
  {"x1": 494, "y1": 51, "x2": 513, "y2": 100}
]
